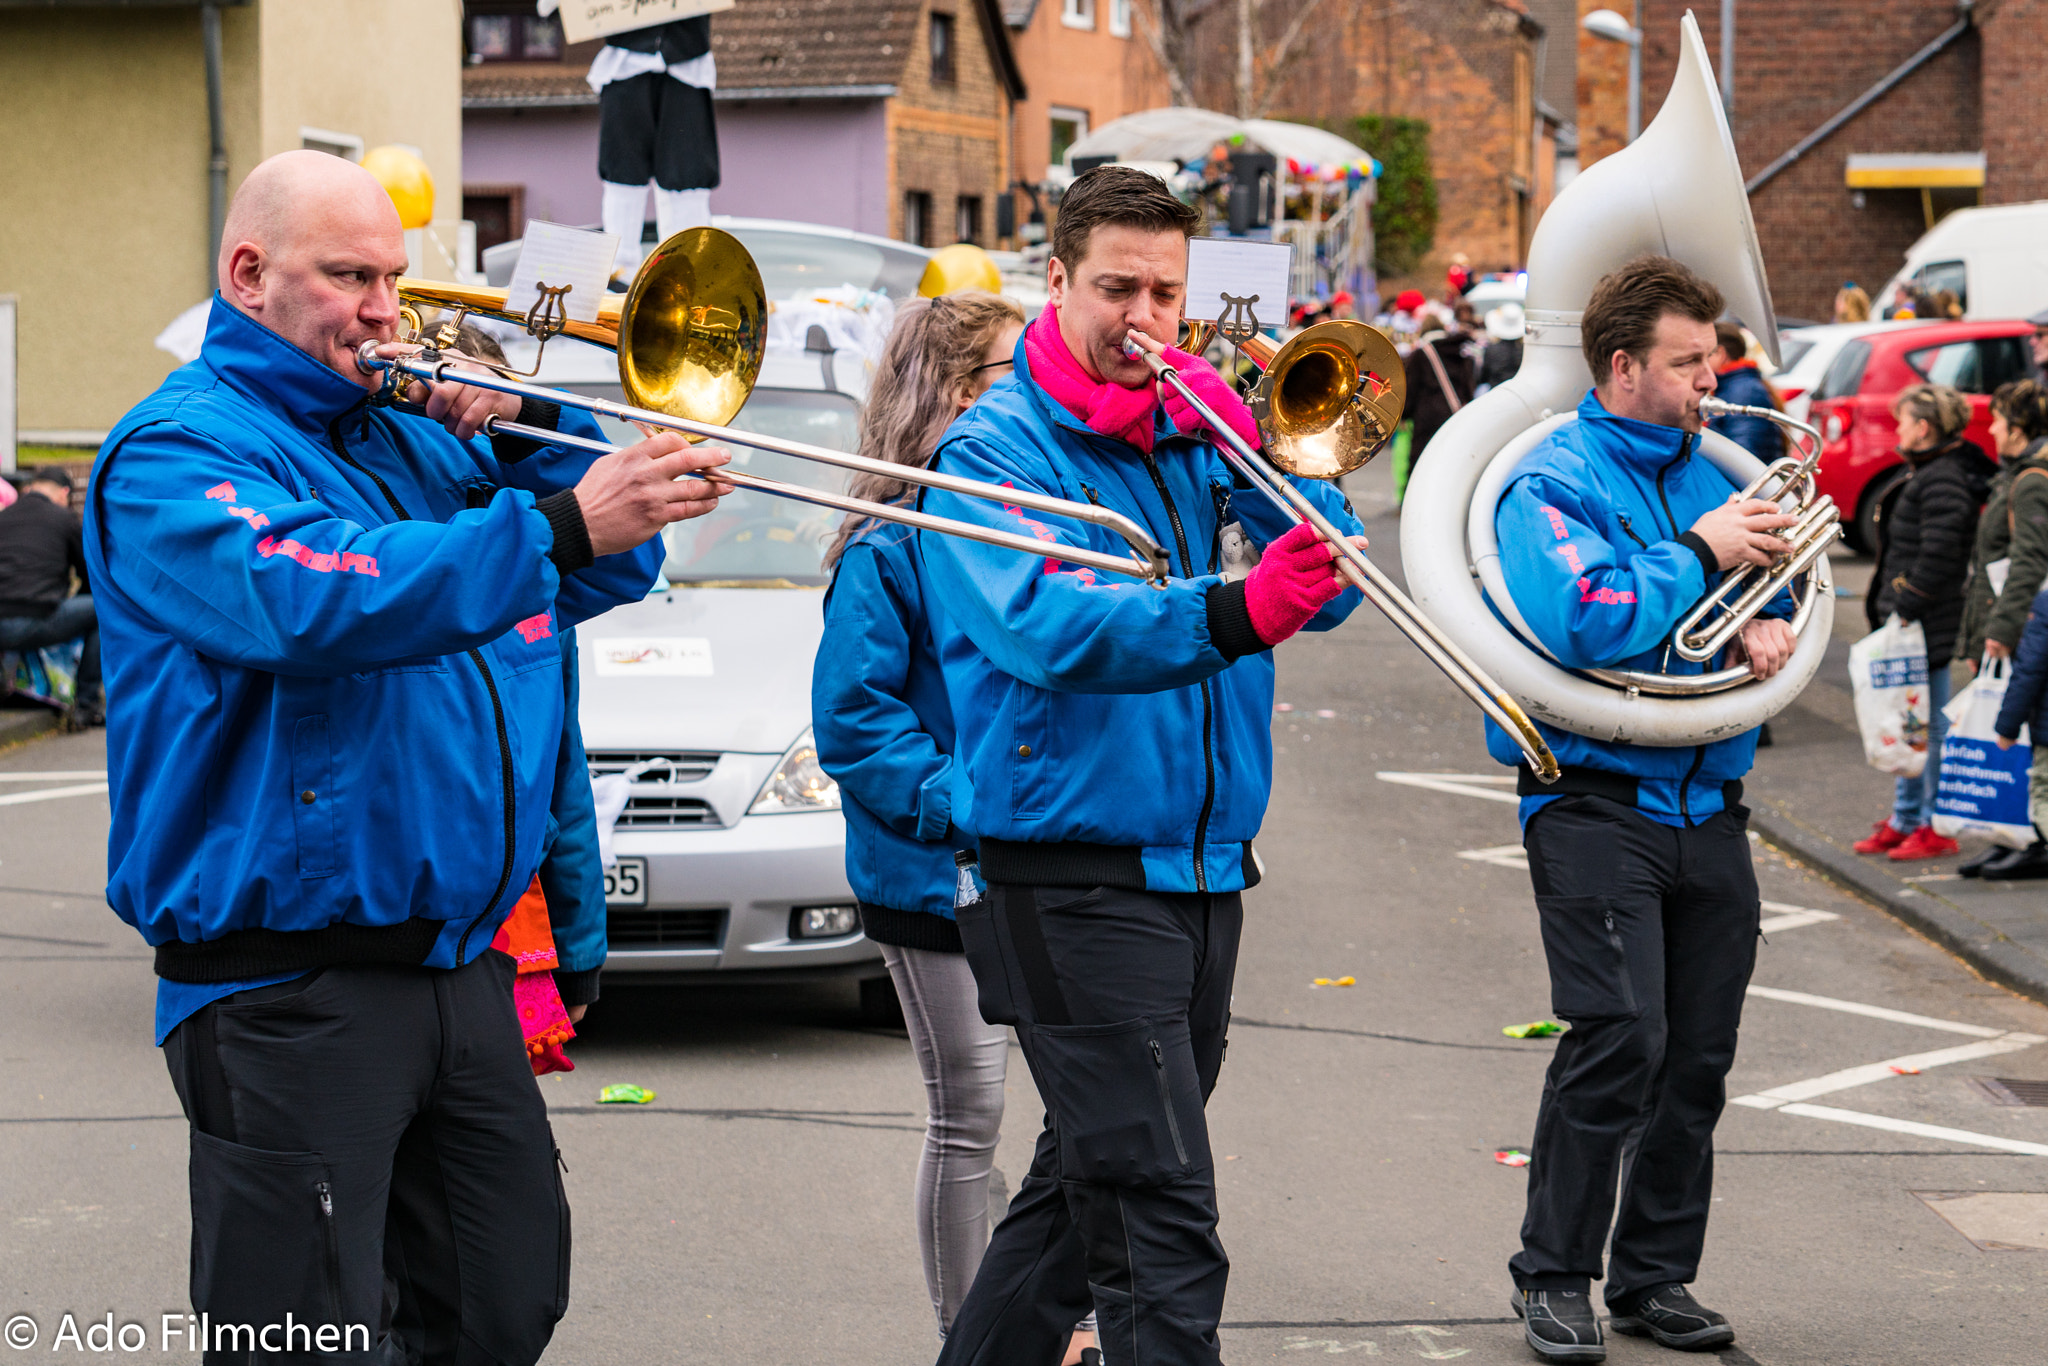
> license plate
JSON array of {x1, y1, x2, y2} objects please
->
[{"x1": 604, "y1": 857, "x2": 646, "y2": 907}]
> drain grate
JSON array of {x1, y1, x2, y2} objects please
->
[{"x1": 1968, "y1": 1076, "x2": 2048, "y2": 1107}]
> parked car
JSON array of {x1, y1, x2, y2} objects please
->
[
  {"x1": 1873, "y1": 201, "x2": 2048, "y2": 322},
  {"x1": 516, "y1": 323, "x2": 897, "y2": 1015},
  {"x1": 1806, "y1": 319, "x2": 2035, "y2": 552},
  {"x1": 1769, "y1": 320, "x2": 1929, "y2": 425}
]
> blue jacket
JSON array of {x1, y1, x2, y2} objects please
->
[
  {"x1": 1994, "y1": 587, "x2": 2048, "y2": 744},
  {"x1": 539, "y1": 627, "x2": 607, "y2": 996},
  {"x1": 1488, "y1": 391, "x2": 1786, "y2": 826},
  {"x1": 814, "y1": 524, "x2": 972, "y2": 919},
  {"x1": 86, "y1": 296, "x2": 663, "y2": 970},
  {"x1": 917, "y1": 339, "x2": 1364, "y2": 893},
  {"x1": 1708, "y1": 363, "x2": 1784, "y2": 464}
]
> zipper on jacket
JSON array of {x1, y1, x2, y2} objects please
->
[
  {"x1": 1677, "y1": 743, "x2": 1707, "y2": 827},
  {"x1": 1616, "y1": 513, "x2": 1649, "y2": 549},
  {"x1": 326, "y1": 415, "x2": 518, "y2": 965},
  {"x1": 1208, "y1": 481, "x2": 1233, "y2": 573},
  {"x1": 1149, "y1": 1037, "x2": 1190, "y2": 1165},
  {"x1": 1652, "y1": 435, "x2": 1693, "y2": 537},
  {"x1": 1139, "y1": 452, "x2": 1216, "y2": 892}
]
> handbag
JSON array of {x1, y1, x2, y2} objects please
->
[
  {"x1": 1848, "y1": 615, "x2": 1931, "y2": 777},
  {"x1": 1932, "y1": 654, "x2": 2036, "y2": 848}
]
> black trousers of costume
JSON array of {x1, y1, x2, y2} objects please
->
[
  {"x1": 598, "y1": 72, "x2": 721, "y2": 191},
  {"x1": 943, "y1": 884, "x2": 1243, "y2": 1366},
  {"x1": 1510, "y1": 795, "x2": 1759, "y2": 1306},
  {"x1": 163, "y1": 954, "x2": 568, "y2": 1365}
]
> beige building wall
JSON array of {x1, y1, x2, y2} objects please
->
[{"x1": 0, "y1": 0, "x2": 462, "y2": 440}]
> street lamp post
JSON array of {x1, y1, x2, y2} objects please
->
[{"x1": 1583, "y1": 7, "x2": 1644, "y2": 144}]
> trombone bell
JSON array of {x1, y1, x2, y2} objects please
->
[{"x1": 1175, "y1": 319, "x2": 1406, "y2": 482}]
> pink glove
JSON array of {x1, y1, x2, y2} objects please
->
[
  {"x1": 1243, "y1": 523, "x2": 1344, "y2": 646},
  {"x1": 1160, "y1": 347, "x2": 1261, "y2": 450}
]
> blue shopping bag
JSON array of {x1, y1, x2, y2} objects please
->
[{"x1": 1933, "y1": 656, "x2": 2035, "y2": 848}]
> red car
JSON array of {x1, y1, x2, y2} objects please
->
[{"x1": 1806, "y1": 319, "x2": 2035, "y2": 552}]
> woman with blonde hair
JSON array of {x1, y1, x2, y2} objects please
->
[
  {"x1": 1855, "y1": 382, "x2": 1994, "y2": 861},
  {"x1": 1834, "y1": 283, "x2": 1871, "y2": 323},
  {"x1": 811, "y1": 293, "x2": 1099, "y2": 1363}
]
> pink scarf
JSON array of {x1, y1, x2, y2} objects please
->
[{"x1": 1024, "y1": 307, "x2": 1160, "y2": 453}]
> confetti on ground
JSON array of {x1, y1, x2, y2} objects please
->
[
  {"x1": 1503, "y1": 1020, "x2": 1567, "y2": 1039},
  {"x1": 1316, "y1": 709, "x2": 1337, "y2": 719},
  {"x1": 1274, "y1": 702, "x2": 1295, "y2": 713},
  {"x1": 598, "y1": 1084, "x2": 656, "y2": 1104},
  {"x1": 1494, "y1": 1150, "x2": 1531, "y2": 1168},
  {"x1": 1890, "y1": 1065, "x2": 1922, "y2": 1075},
  {"x1": 1311, "y1": 976, "x2": 1357, "y2": 987}
]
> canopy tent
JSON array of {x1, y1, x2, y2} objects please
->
[{"x1": 1061, "y1": 107, "x2": 1377, "y2": 179}]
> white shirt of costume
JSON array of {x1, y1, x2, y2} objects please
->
[{"x1": 584, "y1": 42, "x2": 717, "y2": 93}]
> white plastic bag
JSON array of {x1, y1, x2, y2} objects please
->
[
  {"x1": 1849, "y1": 615, "x2": 1931, "y2": 777},
  {"x1": 1932, "y1": 655, "x2": 2035, "y2": 848}
]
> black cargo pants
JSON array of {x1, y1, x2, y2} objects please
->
[
  {"x1": 1510, "y1": 795, "x2": 1760, "y2": 1308},
  {"x1": 162, "y1": 953, "x2": 568, "y2": 1365},
  {"x1": 942, "y1": 884, "x2": 1243, "y2": 1366}
]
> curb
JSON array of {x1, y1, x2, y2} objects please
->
[
  {"x1": 1750, "y1": 803, "x2": 2048, "y2": 1010},
  {"x1": 0, "y1": 708, "x2": 60, "y2": 752}
]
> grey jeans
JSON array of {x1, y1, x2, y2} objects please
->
[{"x1": 880, "y1": 942, "x2": 1095, "y2": 1341}]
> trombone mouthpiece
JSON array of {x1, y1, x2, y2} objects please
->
[{"x1": 1121, "y1": 336, "x2": 1144, "y2": 361}]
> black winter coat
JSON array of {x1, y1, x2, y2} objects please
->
[{"x1": 1873, "y1": 436, "x2": 1997, "y2": 668}]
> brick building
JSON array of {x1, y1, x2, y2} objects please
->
[
  {"x1": 1581, "y1": 0, "x2": 2048, "y2": 323},
  {"x1": 459, "y1": 0, "x2": 1022, "y2": 249},
  {"x1": 1182, "y1": 0, "x2": 1557, "y2": 293}
]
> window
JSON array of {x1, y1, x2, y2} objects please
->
[
  {"x1": 1109, "y1": 0, "x2": 1131, "y2": 37},
  {"x1": 463, "y1": 185, "x2": 526, "y2": 257},
  {"x1": 956, "y1": 196, "x2": 982, "y2": 245},
  {"x1": 929, "y1": 11, "x2": 955, "y2": 83},
  {"x1": 300, "y1": 126, "x2": 364, "y2": 161},
  {"x1": 1816, "y1": 339, "x2": 1871, "y2": 401},
  {"x1": 466, "y1": 11, "x2": 564, "y2": 63},
  {"x1": 1910, "y1": 259, "x2": 1968, "y2": 314},
  {"x1": 1049, "y1": 108, "x2": 1089, "y2": 168},
  {"x1": 903, "y1": 191, "x2": 934, "y2": 248},
  {"x1": 1062, "y1": 0, "x2": 1095, "y2": 29},
  {"x1": 1905, "y1": 337, "x2": 2030, "y2": 394}
]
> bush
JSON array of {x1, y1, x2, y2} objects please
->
[{"x1": 1347, "y1": 115, "x2": 1437, "y2": 278}]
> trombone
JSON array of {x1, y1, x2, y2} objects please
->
[
  {"x1": 1135, "y1": 322, "x2": 1563, "y2": 783},
  {"x1": 1671, "y1": 398, "x2": 1841, "y2": 663},
  {"x1": 366, "y1": 227, "x2": 1170, "y2": 585}
]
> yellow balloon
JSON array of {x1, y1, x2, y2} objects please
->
[
  {"x1": 362, "y1": 145, "x2": 435, "y2": 229},
  {"x1": 917, "y1": 243, "x2": 1003, "y2": 297}
]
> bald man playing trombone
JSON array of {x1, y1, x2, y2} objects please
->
[{"x1": 85, "y1": 151, "x2": 728, "y2": 1364}]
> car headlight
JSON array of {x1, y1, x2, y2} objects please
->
[{"x1": 749, "y1": 729, "x2": 841, "y2": 814}]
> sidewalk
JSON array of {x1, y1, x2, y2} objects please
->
[
  {"x1": 0, "y1": 705, "x2": 59, "y2": 751},
  {"x1": 1750, "y1": 663, "x2": 2048, "y2": 1009}
]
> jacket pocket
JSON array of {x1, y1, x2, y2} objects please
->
[
  {"x1": 291, "y1": 715, "x2": 337, "y2": 878},
  {"x1": 954, "y1": 896, "x2": 1018, "y2": 1026},
  {"x1": 1010, "y1": 684, "x2": 1049, "y2": 819},
  {"x1": 187, "y1": 1131, "x2": 346, "y2": 1330},
  {"x1": 1026, "y1": 1014, "x2": 1205, "y2": 1187},
  {"x1": 1533, "y1": 894, "x2": 1640, "y2": 1021}
]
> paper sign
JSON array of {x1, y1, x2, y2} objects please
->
[
  {"x1": 593, "y1": 637, "x2": 714, "y2": 677},
  {"x1": 506, "y1": 221, "x2": 621, "y2": 327},
  {"x1": 559, "y1": 0, "x2": 735, "y2": 46},
  {"x1": 1182, "y1": 237, "x2": 1294, "y2": 331}
]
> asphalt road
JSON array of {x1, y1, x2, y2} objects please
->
[{"x1": 3, "y1": 457, "x2": 2046, "y2": 1364}]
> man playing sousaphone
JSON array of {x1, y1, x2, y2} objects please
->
[
  {"x1": 1487, "y1": 255, "x2": 1799, "y2": 1362},
  {"x1": 916, "y1": 165, "x2": 1367, "y2": 1365}
]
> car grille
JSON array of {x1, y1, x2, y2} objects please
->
[
  {"x1": 616, "y1": 795, "x2": 719, "y2": 828},
  {"x1": 589, "y1": 751, "x2": 720, "y2": 783},
  {"x1": 590, "y1": 751, "x2": 724, "y2": 828},
  {"x1": 608, "y1": 908, "x2": 727, "y2": 948}
]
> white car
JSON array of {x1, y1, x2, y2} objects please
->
[{"x1": 1770, "y1": 320, "x2": 1930, "y2": 425}]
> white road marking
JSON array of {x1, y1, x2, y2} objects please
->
[
  {"x1": 1733, "y1": 1035, "x2": 2045, "y2": 1108},
  {"x1": 1772, "y1": 1103, "x2": 2048, "y2": 1157},
  {"x1": 0, "y1": 771, "x2": 107, "y2": 781},
  {"x1": 1745, "y1": 984, "x2": 2026, "y2": 1039},
  {"x1": 0, "y1": 783, "x2": 109, "y2": 808},
  {"x1": 1375, "y1": 771, "x2": 1521, "y2": 805},
  {"x1": 1759, "y1": 903, "x2": 1841, "y2": 933},
  {"x1": 1455, "y1": 844, "x2": 1528, "y2": 870}
]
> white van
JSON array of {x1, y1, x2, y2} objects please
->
[{"x1": 1874, "y1": 201, "x2": 2048, "y2": 321}]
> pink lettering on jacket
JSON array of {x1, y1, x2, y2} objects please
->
[
  {"x1": 1541, "y1": 505, "x2": 1570, "y2": 540},
  {"x1": 1577, "y1": 577, "x2": 1637, "y2": 605},
  {"x1": 205, "y1": 481, "x2": 237, "y2": 503},
  {"x1": 256, "y1": 535, "x2": 379, "y2": 578},
  {"x1": 514, "y1": 612, "x2": 554, "y2": 643},
  {"x1": 228, "y1": 505, "x2": 271, "y2": 530},
  {"x1": 1559, "y1": 542, "x2": 1585, "y2": 575}
]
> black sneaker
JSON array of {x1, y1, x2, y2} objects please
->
[
  {"x1": 1981, "y1": 839, "x2": 2048, "y2": 882},
  {"x1": 1607, "y1": 1284, "x2": 1734, "y2": 1350},
  {"x1": 1511, "y1": 1288, "x2": 1605, "y2": 1362}
]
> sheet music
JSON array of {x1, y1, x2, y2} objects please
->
[
  {"x1": 559, "y1": 0, "x2": 735, "y2": 46},
  {"x1": 1182, "y1": 238, "x2": 1294, "y2": 330},
  {"x1": 505, "y1": 221, "x2": 621, "y2": 326}
]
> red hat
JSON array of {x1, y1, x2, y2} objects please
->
[{"x1": 1394, "y1": 289, "x2": 1426, "y2": 313}]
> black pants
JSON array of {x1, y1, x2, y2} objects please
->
[
  {"x1": 1511, "y1": 796, "x2": 1759, "y2": 1306},
  {"x1": 597, "y1": 72, "x2": 720, "y2": 191},
  {"x1": 944, "y1": 884, "x2": 1242, "y2": 1366},
  {"x1": 163, "y1": 955, "x2": 568, "y2": 1365}
]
